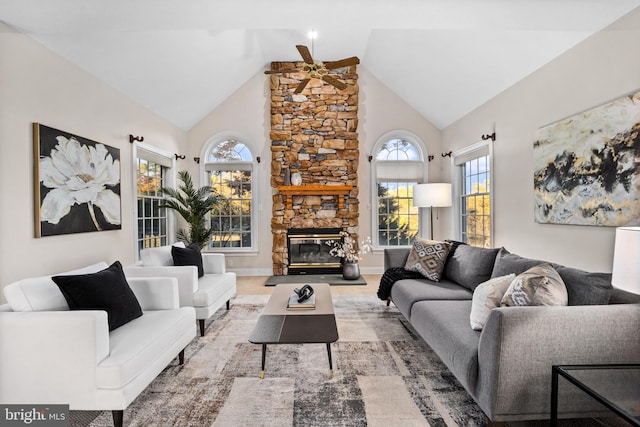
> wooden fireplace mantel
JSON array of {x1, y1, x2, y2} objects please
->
[{"x1": 277, "y1": 185, "x2": 353, "y2": 209}]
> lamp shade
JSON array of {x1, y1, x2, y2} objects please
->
[
  {"x1": 611, "y1": 226, "x2": 640, "y2": 294},
  {"x1": 413, "y1": 183, "x2": 452, "y2": 208}
]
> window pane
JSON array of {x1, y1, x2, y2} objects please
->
[
  {"x1": 136, "y1": 157, "x2": 168, "y2": 257},
  {"x1": 207, "y1": 160, "x2": 253, "y2": 249},
  {"x1": 376, "y1": 181, "x2": 419, "y2": 246},
  {"x1": 460, "y1": 154, "x2": 491, "y2": 248}
]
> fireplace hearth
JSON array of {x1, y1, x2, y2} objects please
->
[{"x1": 287, "y1": 228, "x2": 343, "y2": 275}]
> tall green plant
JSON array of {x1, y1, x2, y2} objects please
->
[{"x1": 159, "y1": 170, "x2": 223, "y2": 249}]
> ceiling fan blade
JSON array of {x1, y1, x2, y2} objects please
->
[
  {"x1": 294, "y1": 78, "x2": 311, "y2": 93},
  {"x1": 296, "y1": 45, "x2": 314, "y2": 64},
  {"x1": 325, "y1": 56, "x2": 360, "y2": 70},
  {"x1": 322, "y1": 75, "x2": 347, "y2": 90},
  {"x1": 264, "y1": 70, "x2": 285, "y2": 74}
]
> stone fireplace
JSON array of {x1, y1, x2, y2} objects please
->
[{"x1": 269, "y1": 60, "x2": 359, "y2": 275}]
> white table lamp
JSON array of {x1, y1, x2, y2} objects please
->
[
  {"x1": 611, "y1": 226, "x2": 640, "y2": 294},
  {"x1": 413, "y1": 183, "x2": 452, "y2": 240}
]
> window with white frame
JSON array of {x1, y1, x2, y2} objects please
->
[
  {"x1": 373, "y1": 134, "x2": 428, "y2": 247},
  {"x1": 135, "y1": 149, "x2": 172, "y2": 255},
  {"x1": 454, "y1": 143, "x2": 492, "y2": 248},
  {"x1": 204, "y1": 139, "x2": 254, "y2": 250}
]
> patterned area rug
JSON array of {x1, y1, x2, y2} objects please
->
[{"x1": 71, "y1": 295, "x2": 627, "y2": 427}]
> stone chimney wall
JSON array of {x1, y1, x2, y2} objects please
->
[{"x1": 270, "y1": 61, "x2": 359, "y2": 275}]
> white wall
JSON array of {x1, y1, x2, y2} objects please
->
[
  {"x1": 441, "y1": 8, "x2": 640, "y2": 272},
  {"x1": 188, "y1": 67, "x2": 442, "y2": 274},
  {"x1": 0, "y1": 23, "x2": 185, "y2": 301}
]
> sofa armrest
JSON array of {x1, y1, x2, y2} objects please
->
[
  {"x1": 0, "y1": 311, "x2": 109, "y2": 405},
  {"x1": 476, "y1": 304, "x2": 640, "y2": 419},
  {"x1": 202, "y1": 253, "x2": 226, "y2": 274},
  {"x1": 383, "y1": 248, "x2": 410, "y2": 270},
  {"x1": 124, "y1": 265, "x2": 197, "y2": 307},
  {"x1": 128, "y1": 277, "x2": 180, "y2": 310}
]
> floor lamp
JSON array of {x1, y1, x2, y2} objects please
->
[
  {"x1": 612, "y1": 226, "x2": 640, "y2": 294},
  {"x1": 413, "y1": 183, "x2": 452, "y2": 240}
]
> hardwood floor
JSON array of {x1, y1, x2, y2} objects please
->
[{"x1": 236, "y1": 274, "x2": 382, "y2": 296}]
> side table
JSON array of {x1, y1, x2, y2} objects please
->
[{"x1": 551, "y1": 364, "x2": 640, "y2": 426}]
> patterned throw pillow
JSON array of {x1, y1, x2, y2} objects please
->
[
  {"x1": 404, "y1": 238, "x2": 451, "y2": 282},
  {"x1": 500, "y1": 263, "x2": 568, "y2": 307}
]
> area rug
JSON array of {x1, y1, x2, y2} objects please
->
[
  {"x1": 264, "y1": 274, "x2": 367, "y2": 286},
  {"x1": 71, "y1": 295, "x2": 626, "y2": 427}
]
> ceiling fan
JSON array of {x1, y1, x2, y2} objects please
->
[{"x1": 265, "y1": 45, "x2": 360, "y2": 94}]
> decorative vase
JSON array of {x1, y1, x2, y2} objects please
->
[
  {"x1": 291, "y1": 172, "x2": 302, "y2": 186},
  {"x1": 342, "y1": 262, "x2": 360, "y2": 280}
]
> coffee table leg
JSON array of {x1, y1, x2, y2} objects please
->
[
  {"x1": 326, "y1": 343, "x2": 333, "y2": 379},
  {"x1": 260, "y1": 344, "x2": 267, "y2": 380}
]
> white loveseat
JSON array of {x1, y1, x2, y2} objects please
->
[
  {"x1": 0, "y1": 262, "x2": 196, "y2": 427},
  {"x1": 124, "y1": 243, "x2": 237, "y2": 336}
]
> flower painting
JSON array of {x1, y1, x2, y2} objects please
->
[
  {"x1": 533, "y1": 92, "x2": 640, "y2": 226},
  {"x1": 34, "y1": 123, "x2": 121, "y2": 237}
]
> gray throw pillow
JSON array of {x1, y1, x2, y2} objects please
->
[
  {"x1": 443, "y1": 245, "x2": 500, "y2": 291},
  {"x1": 490, "y1": 248, "x2": 547, "y2": 279},
  {"x1": 555, "y1": 266, "x2": 612, "y2": 306}
]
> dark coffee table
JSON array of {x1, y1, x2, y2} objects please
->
[
  {"x1": 551, "y1": 364, "x2": 640, "y2": 426},
  {"x1": 249, "y1": 283, "x2": 339, "y2": 379}
]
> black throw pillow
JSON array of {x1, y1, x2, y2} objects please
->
[
  {"x1": 172, "y1": 243, "x2": 204, "y2": 278},
  {"x1": 52, "y1": 261, "x2": 143, "y2": 331}
]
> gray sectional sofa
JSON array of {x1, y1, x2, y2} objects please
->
[{"x1": 383, "y1": 245, "x2": 640, "y2": 424}]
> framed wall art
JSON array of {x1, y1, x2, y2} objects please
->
[
  {"x1": 533, "y1": 91, "x2": 640, "y2": 227},
  {"x1": 33, "y1": 123, "x2": 122, "y2": 237}
]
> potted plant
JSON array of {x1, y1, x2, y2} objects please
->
[
  {"x1": 159, "y1": 170, "x2": 224, "y2": 249},
  {"x1": 326, "y1": 231, "x2": 373, "y2": 280}
]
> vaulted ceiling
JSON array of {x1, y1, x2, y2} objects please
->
[{"x1": 1, "y1": 1, "x2": 638, "y2": 131}]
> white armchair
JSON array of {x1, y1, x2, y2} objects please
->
[
  {"x1": 124, "y1": 243, "x2": 237, "y2": 336},
  {"x1": 0, "y1": 262, "x2": 196, "y2": 427}
]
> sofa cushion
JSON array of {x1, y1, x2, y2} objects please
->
[
  {"x1": 404, "y1": 238, "x2": 451, "y2": 281},
  {"x1": 555, "y1": 266, "x2": 612, "y2": 306},
  {"x1": 469, "y1": 274, "x2": 515, "y2": 331},
  {"x1": 490, "y1": 247, "x2": 545, "y2": 279},
  {"x1": 410, "y1": 300, "x2": 480, "y2": 392},
  {"x1": 443, "y1": 245, "x2": 500, "y2": 291},
  {"x1": 172, "y1": 243, "x2": 204, "y2": 278},
  {"x1": 53, "y1": 261, "x2": 143, "y2": 331},
  {"x1": 192, "y1": 273, "x2": 236, "y2": 307},
  {"x1": 140, "y1": 242, "x2": 186, "y2": 267},
  {"x1": 3, "y1": 262, "x2": 109, "y2": 312},
  {"x1": 96, "y1": 307, "x2": 194, "y2": 389},
  {"x1": 491, "y1": 248, "x2": 613, "y2": 306},
  {"x1": 390, "y1": 278, "x2": 472, "y2": 320},
  {"x1": 500, "y1": 263, "x2": 568, "y2": 307}
]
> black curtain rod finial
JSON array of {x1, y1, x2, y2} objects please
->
[
  {"x1": 175, "y1": 153, "x2": 186, "y2": 160},
  {"x1": 129, "y1": 134, "x2": 144, "y2": 144},
  {"x1": 441, "y1": 151, "x2": 452, "y2": 158},
  {"x1": 481, "y1": 132, "x2": 496, "y2": 141}
]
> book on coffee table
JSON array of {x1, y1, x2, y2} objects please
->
[{"x1": 287, "y1": 293, "x2": 316, "y2": 310}]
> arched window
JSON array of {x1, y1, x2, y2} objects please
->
[
  {"x1": 203, "y1": 136, "x2": 255, "y2": 250},
  {"x1": 372, "y1": 131, "x2": 428, "y2": 247}
]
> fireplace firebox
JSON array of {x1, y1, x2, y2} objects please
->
[{"x1": 287, "y1": 228, "x2": 343, "y2": 275}]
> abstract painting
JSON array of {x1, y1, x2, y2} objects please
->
[
  {"x1": 33, "y1": 123, "x2": 121, "y2": 237},
  {"x1": 533, "y1": 92, "x2": 640, "y2": 226}
]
